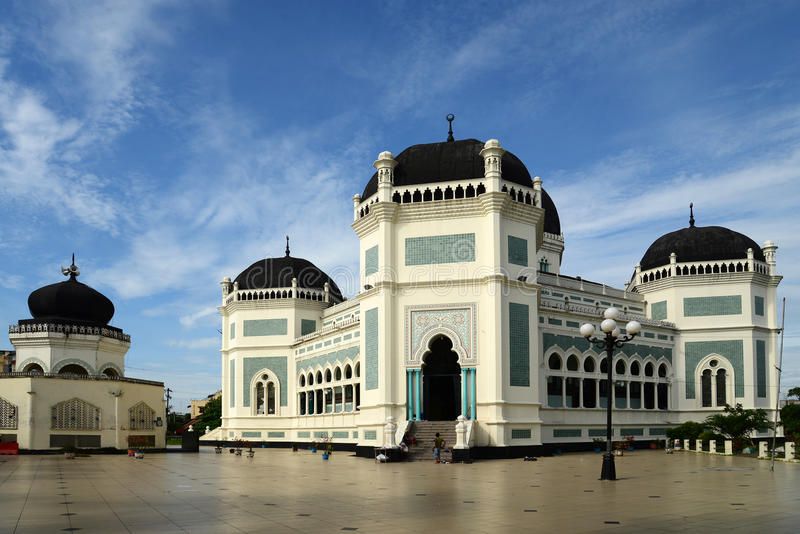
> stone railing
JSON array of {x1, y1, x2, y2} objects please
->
[
  {"x1": 539, "y1": 299, "x2": 675, "y2": 329},
  {"x1": 636, "y1": 258, "x2": 770, "y2": 286},
  {"x1": 295, "y1": 316, "x2": 360, "y2": 345},
  {"x1": 225, "y1": 286, "x2": 329, "y2": 306},
  {"x1": 9, "y1": 322, "x2": 130, "y2": 342}
]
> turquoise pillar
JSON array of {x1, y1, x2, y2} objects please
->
[
  {"x1": 414, "y1": 369, "x2": 422, "y2": 420},
  {"x1": 461, "y1": 369, "x2": 467, "y2": 418},
  {"x1": 406, "y1": 369, "x2": 413, "y2": 420},
  {"x1": 470, "y1": 368, "x2": 477, "y2": 420}
]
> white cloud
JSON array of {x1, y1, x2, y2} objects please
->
[
  {"x1": 167, "y1": 337, "x2": 219, "y2": 350},
  {"x1": 178, "y1": 306, "x2": 219, "y2": 328}
]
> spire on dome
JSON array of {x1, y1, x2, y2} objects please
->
[
  {"x1": 446, "y1": 113, "x2": 455, "y2": 142},
  {"x1": 285, "y1": 236, "x2": 290, "y2": 257},
  {"x1": 689, "y1": 203, "x2": 695, "y2": 227},
  {"x1": 61, "y1": 253, "x2": 80, "y2": 280}
]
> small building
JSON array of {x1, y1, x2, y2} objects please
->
[
  {"x1": 190, "y1": 390, "x2": 222, "y2": 419},
  {"x1": 1, "y1": 258, "x2": 166, "y2": 451},
  {"x1": 0, "y1": 350, "x2": 14, "y2": 372}
]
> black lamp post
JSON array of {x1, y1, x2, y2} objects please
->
[{"x1": 580, "y1": 307, "x2": 641, "y2": 481}]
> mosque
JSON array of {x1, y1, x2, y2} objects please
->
[
  {"x1": 208, "y1": 122, "x2": 782, "y2": 458},
  {"x1": 1, "y1": 257, "x2": 166, "y2": 451}
]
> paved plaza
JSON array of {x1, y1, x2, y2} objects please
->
[{"x1": 0, "y1": 448, "x2": 798, "y2": 533}]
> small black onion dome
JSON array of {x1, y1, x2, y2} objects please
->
[
  {"x1": 361, "y1": 138, "x2": 562, "y2": 235},
  {"x1": 234, "y1": 255, "x2": 343, "y2": 301},
  {"x1": 639, "y1": 225, "x2": 765, "y2": 271},
  {"x1": 27, "y1": 262, "x2": 115, "y2": 326}
]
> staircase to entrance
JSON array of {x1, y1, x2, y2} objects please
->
[{"x1": 406, "y1": 421, "x2": 457, "y2": 462}]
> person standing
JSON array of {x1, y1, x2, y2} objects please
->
[{"x1": 433, "y1": 433, "x2": 445, "y2": 463}]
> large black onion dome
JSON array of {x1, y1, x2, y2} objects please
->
[
  {"x1": 361, "y1": 138, "x2": 562, "y2": 235},
  {"x1": 27, "y1": 259, "x2": 115, "y2": 326},
  {"x1": 234, "y1": 251, "x2": 343, "y2": 301},
  {"x1": 640, "y1": 225, "x2": 765, "y2": 271}
]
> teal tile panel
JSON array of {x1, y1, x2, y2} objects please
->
[
  {"x1": 542, "y1": 333, "x2": 672, "y2": 364},
  {"x1": 754, "y1": 296, "x2": 765, "y2": 316},
  {"x1": 230, "y1": 322, "x2": 236, "y2": 339},
  {"x1": 651, "y1": 301, "x2": 667, "y2": 321},
  {"x1": 364, "y1": 430, "x2": 377, "y2": 440},
  {"x1": 657, "y1": 334, "x2": 669, "y2": 340},
  {"x1": 301, "y1": 319, "x2": 317, "y2": 336},
  {"x1": 314, "y1": 431, "x2": 328, "y2": 439},
  {"x1": 622, "y1": 428, "x2": 644, "y2": 436},
  {"x1": 297, "y1": 346, "x2": 359, "y2": 374},
  {"x1": 553, "y1": 429, "x2": 581, "y2": 438},
  {"x1": 756, "y1": 340, "x2": 767, "y2": 398},
  {"x1": 365, "y1": 245, "x2": 379, "y2": 275},
  {"x1": 684, "y1": 296, "x2": 742, "y2": 316},
  {"x1": 365, "y1": 308, "x2": 379, "y2": 390},
  {"x1": 405, "y1": 233, "x2": 475, "y2": 265},
  {"x1": 547, "y1": 318, "x2": 562, "y2": 326},
  {"x1": 643, "y1": 332, "x2": 655, "y2": 338},
  {"x1": 297, "y1": 431, "x2": 310, "y2": 438},
  {"x1": 685, "y1": 340, "x2": 744, "y2": 398},
  {"x1": 649, "y1": 428, "x2": 667, "y2": 436},
  {"x1": 242, "y1": 357, "x2": 288, "y2": 407},
  {"x1": 352, "y1": 431, "x2": 358, "y2": 438},
  {"x1": 511, "y1": 429, "x2": 531, "y2": 439},
  {"x1": 267, "y1": 431, "x2": 285, "y2": 438},
  {"x1": 509, "y1": 303, "x2": 530, "y2": 387},
  {"x1": 243, "y1": 319, "x2": 288, "y2": 336},
  {"x1": 508, "y1": 236, "x2": 528, "y2": 266},
  {"x1": 242, "y1": 431, "x2": 261, "y2": 438},
  {"x1": 229, "y1": 360, "x2": 235, "y2": 408},
  {"x1": 588, "y1": 428, "x2": 610, "y2": 437},
  {"x1": 566, "y1": 321, "x2": 580, "y2": 328},
  {"x1": 332, "y1": 431, "x2": 349, "y2": 439}
]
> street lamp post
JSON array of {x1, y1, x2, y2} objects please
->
[{"x1": 580, "y1": 307, "x2": 641, "y2": 481}]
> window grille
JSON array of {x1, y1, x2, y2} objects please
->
[
  {"x1": 0, "y1": 397, "x2": 18, "y2": 429},
  {"x1": 51, "y1": 398, "x2": 101, "y2": 430},
  {"x1": 128, "y1": 402, "x2": 156, "y2": 430}
]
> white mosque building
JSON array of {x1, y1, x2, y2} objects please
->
[
  {"x1": 208, "y1": 124, "x2": 782, "y2": 458},
  {"x1": 1, "y1": 258, "x2": 166, "y2": 451}
]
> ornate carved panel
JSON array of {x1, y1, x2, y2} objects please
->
[
  {"x1": 405, "y1": 303, "x2": 477, "y2": 365},
  {"x1": 0, "y1": 397, "x2": 17, "y2": 429},
  {"x1": 128, "y1": 402, "x2": 156, "y2": 430},
  {"x1": 51, "y1": 398, "x2": 101, "y2": 430}
]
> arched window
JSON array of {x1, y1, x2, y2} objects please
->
[
  {"x1": 308, "y1": 372, "x2": 314, "y2": 386},
  {"x1": 630, "y1": 361, "x2": 640, "y2": 376},
  {"x1": 52, "y1": 398, "x2": 101, "y2": 430},
  {"x1": 335, "y1": 367, "x2": 342, "y2": 381},
  {"x1": 102, "y1": 367, "x2": 119, "y2": 378},
  {"x1": 23, "y1": 362, "x2": 44, "y2": 374},
  {"x1": 658, "y1": 363, "x2": 667, "y2": 378},
  {"x1": 716, "y1": 369, "x2": 727, "y2": 406},
  {"x1": 355, "y1": 362, "x2": 361, "y2": 377},
  {"x1": 299, "y1": 375, "x2": 306, "y2": 387},
  {"x1": 584, "y1": 357, "x2": 596, "y2": 373},
  {"x1": 58, "y1": 364, "x2": 88, "y2": 376},
  {"x1": 566, "y1": 355, "x2": 579, "y2": 371},
  {"x1": 644, "y1": 362, "x2": 654, "y2": 377},
  {"x1": 615, "y1": 360, "x2": 626, "y2": 375},
  {"x1": 129, "y1": 402, "x2": 156, "y2": 430},
  {"x1": 600, "y1": 358, "x2": 608, "y2": 374},
  {"x1": 548, "y1": 354, "x2": 562, "y2": 370},
  {"x1": 254, "y1": 373, "x2": 278, "y2": 416},
  {"x1": 701, "y1": 369, "x2": 713, "y2": 407},
  {"x1": 345, "y1": 364, "x2": 352, "y2": 379},
  {"x1": 325, "y1": 369, "x2": 332, "y2": 383},
  {"x1": 316, "y1": 371, "x2": 323, "y2": 384}
]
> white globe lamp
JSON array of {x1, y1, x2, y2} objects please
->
[{"x1": 580, "y1": 323, "x2": 595, "y2": 338}]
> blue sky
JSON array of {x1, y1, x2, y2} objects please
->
[{"x1": 1, "y1": 1, "x2": 799, "y2": 410}]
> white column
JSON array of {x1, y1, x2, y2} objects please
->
[
  {"x1": 479, "y1": 139, "x2": 505, "y2": 192},
  {"x1": 373, "y1": 151, "x2": 397, "y2": 202},
  {"x1": 758, "y1": 441, "x2": 769, "y2": 459}
]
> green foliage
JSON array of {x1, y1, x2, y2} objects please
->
[
  {"x1": 704, "y1": 403, "x2": 773, "y2": 447},
  {"x1": 665, "y1": 421, "x2": 706, "y2": 440},
  {"x1": 196, "y1": 396, "x2": 222, "y2": 431},
  {"x1": 780, "y1": 403, "x2": 800, "y2": 441},
  {"x1": 787, "y1": 386, "x2": 800, "y2": 400}
]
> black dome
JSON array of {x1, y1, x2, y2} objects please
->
[
  {"x1": 28, "y1": 274, "x2": 115, "y2": 326},
  {"x1": 639, "y1": 225, "x2": 765, "y2": 271},
  {"x1": 361, "y1": 138, "x2": 562, "y2": 235},
  {"x1": 234, "y1": 255, "x2": 343, "y2": 301}
]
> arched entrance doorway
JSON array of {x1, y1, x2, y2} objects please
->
[{"x1": 422, "y1": 335, "x2": 461, "y2": 421}]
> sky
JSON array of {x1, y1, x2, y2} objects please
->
[{"x1": 1, "y1": 1, "x2": 799, "y2": 411}]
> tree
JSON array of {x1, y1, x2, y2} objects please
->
[
  {"x1": 704, "y1": 403, "x2": 773, "y2": 450},
  {"x1": 787, "y1": 386, "x2": 800, "y2": 400},
  {"x1": 196, "y1": 395, "x2": 222, "y2": 431},
  {"x1": 666, "y1": 421, "x2": 706, "y2": 441},
  {"x1": 780, "y1": 403, "x2": 800, "y2": 442}
]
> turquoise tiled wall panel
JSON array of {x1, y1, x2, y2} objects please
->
[
  {"x1": 243, "y1": 318, "x2": 288, "y2": 336},
  {"x1": 509, "y1": 302, "x2": 530, "y2": 387},
  {"x1": 365, "y1": 308, "x2": 379, "y2": 390},
  {"x1": 684, "y1": 340, "x2": 744, "y2": 398},
  {"x1": 229, "y1": 360, "x2": 235, "y2": 408},
  {"x1": 542, "y1": 333, "x2": 672, "y2": 364},
  {"x1": 623, "y1": 428, "x2": 644, "y2": 436},
  {"x1": 242, "y1": 357, "x2": 288, "y2": 407},
  {"x1": 508, "y1": 236, "x2": 528, "y2": 266},
  {"x1": 754, "y1": 296, "x2": 765, "y2": 316},
  {"x1": 651, "y1": 301, "x2": 667, "y2": 321},
  {"x1": 241, "y1": 431, "x2": 261, "y2": 438},
  {"x1": 511, "y1": 429, "x2": 531, "y2": 439},
  {"x1": 364, "y1": 430, "x2": 377, "y2": 440},
  {"x1": 649, "y1": 428, "x2": 667, "y2": 436},
  {"x1": 352, "y1": 431, "x2": 358, "y2": 439},
  {"x1": 588, "y1": 428, "x2": 610, "y2": 437},
  {"x1": 332, "y1": 431, "x2": 349, "y2": 439},
  {"x1": 566, "y1": 321, "x2": 580, "y2": 328},
  {"x1": 405, "y1": 233, "x2": 475, "y2": 265},
  {"x1": 296, "y1": 346, "x2": 359, "y2": 375},
  {"x1": 547, "y1": 318, "x2": 562, "y2": 326},
  {"x1": 365, "y1": 245, "x2": 379, "y2": 275},
  {"x1": 297, "y1": 431, "x2": 310, "y2": 438},
  {"x1": 756, "y1": 340, "x2": 767, "y2": 398},
  {"x1": 301, "y1": 319, "x2": 317, "y2": 336},
  {"x1": 553, "y1": 429, "x2": 581, "y2": 438},
  {"x1": 230, "y1": 322, "x2": 236, "y2": 339},
  {"x1": 684, "y1": 296, "x2": 742, "y2": 316},
  {"x1": 267, "y1": 431, "x2": 285, "y2": 438}
]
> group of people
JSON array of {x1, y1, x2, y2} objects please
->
[{"x1": 399, "y1": 431, "x2": 447, "y2": 463}]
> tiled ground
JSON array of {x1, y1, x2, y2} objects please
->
[{"x1": 0, "y1": 448, "x2": 798, "y2": 533}]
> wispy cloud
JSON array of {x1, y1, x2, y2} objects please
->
[
  {"x1": 167, "y1": 337, "x2": 219, "y2": 350},
  {"x1": 178, "y1": 306, "x2": 219, "y2": 328}
]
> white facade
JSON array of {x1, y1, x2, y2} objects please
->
[{"x1": 213, "y1": 135, "x2": 782, "y2": 455}]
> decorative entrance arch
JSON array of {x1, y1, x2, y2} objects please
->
[{"x1": 422, "y1": 335, "x2": 461, "y2": 421}]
